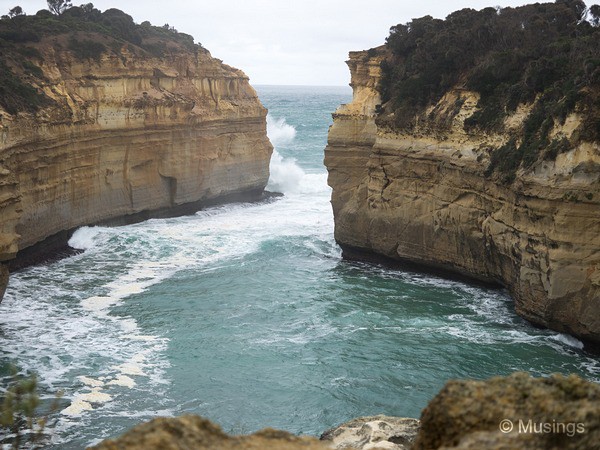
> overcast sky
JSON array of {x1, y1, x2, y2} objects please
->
[{"x1": 3, "y1": 0, "x2": 594, "y2": 85}]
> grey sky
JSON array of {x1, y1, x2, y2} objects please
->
[{"x1": 3, "y1": 0, "x2": 594, "y2": 85}]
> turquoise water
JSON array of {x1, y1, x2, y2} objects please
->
[{"x1": 1, "y1": 85, "x2": 599, "y2": 448}]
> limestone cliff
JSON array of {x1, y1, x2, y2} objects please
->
[
  {"x1": 325, "y1": 48, "x2": 600, "y2": 345},
  {"x1": 0, "y1": 11, "x2": 272, "y2": 285}
]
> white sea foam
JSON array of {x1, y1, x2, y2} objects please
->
[
  {"x1": 78, "y1": 376, "x2": 104, "y2": 388},
  {"x1": 78, "y1": 389, "x2": 112, "y2": 404},
  {"x1": 61, "y1": 389, "x2": 112, "y2": 417},
  {"x1": 119, "y1": 318, "x2": 139, "y2": 333},
  {"x1": 123, "y1": 334, "x2": 158, "y2": 341},
  {"x1": 68, "y1": 226, "x2": 104, "y2": 250},
  {"x1": 296, "y1": 172, "x2": 331, "y2": 195},
  {"x1": 4, "y1": 88, "x2": 599, "y2": 448},
  {"x1": 131, "y1": 352, "x2": 148, "y2": 364},
  {"x1": 0, "y1": 236, "x2": 173, "y2": 437},
  {"x1": 266, "y1": 114, "x2": 296, "y2": 146},
  {"x1": 551, "y1": 333, "x2": 584, "y2": 349},
  {"x1": 265, "y1": 114, "x2": 318, "y2": 195},
  {"x1": 80, "y1": 296, "x2": 119, "y2": 315},
  {"x1": 61, "y1": 399, "x2": 93, "y2": 417},
  {"x1": 267, "y1": 150, "x2": 306, "y2": 194},
  {"x1": 112, "y1": 362, "x2": 146, "y2": 377},
  {"x1": 108, "y1": 375, "x2": 136, "y2": 388}
]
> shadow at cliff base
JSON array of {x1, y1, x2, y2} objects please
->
[
  {"x1": 338, "y1": 243, "x2": 600, "y2": 356},
  {"x1": 339, "y1": 243, "x2": 502, "y2": 289},
  {"x1": 8, "y1": 190, "x2": 284, "y2": 272}
]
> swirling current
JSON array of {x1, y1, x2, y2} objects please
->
[{"x1": 0, "y1": 85, "x2": 598, "y2": 448}]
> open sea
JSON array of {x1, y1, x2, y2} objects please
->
[{"x1": 1, "y1": 85, "x2": 599, "y2": 448}]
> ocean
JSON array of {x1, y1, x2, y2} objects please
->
[{"x1": 0, "y1": 85, "x2": 598, "y2": 448}]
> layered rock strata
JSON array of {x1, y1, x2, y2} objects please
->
[
  {"x1": 325, "y1": 50, "x2": 600, "y2": 344},
  {"x1": 0, "y1": 43, "x2": 272, "y2": 290}
]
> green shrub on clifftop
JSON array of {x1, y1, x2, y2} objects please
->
[
  {"x1": 0, "y1": 3, "x2": 203, "y2": 115},
  {"x1": 379, "y1": 0, "x2": 600, "y2": 182}
]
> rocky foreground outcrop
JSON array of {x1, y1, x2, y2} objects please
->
[
  {"x1": 320, "y1": 415, "x2": 420, "y2": 449},
  {"x1": 90, "y1": 415, "x2": 329, "y2": 450},
  {"x1": 91, "y1": 415, "x2": 420, "y2": 450},
  {"x1": 91, "y1": 373, "x2": 599, "y2": 449},
  {"x1": 414, "y1": 372, "x2": 600, "y2": 450},
  {"x1": 324, "y1": 48, "x2": 600, "y2": 345},
  {"x1": 0, "y1": 9, "x2": 272, "y2": 297}
]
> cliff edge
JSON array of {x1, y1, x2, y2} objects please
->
[
  {"x1": 0, "y1": 7, "x2": 273, "y2": 295},
  {"x1": 325, "y1": 2, "x2": 600, "y2": 344}
]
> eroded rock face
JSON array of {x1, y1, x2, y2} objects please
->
[
  {"x1": 0, "y1": 44, "x2": 272, "y2": 267},
  {"x1": 324, "y1": 50, "x2": 600, "y2": 344},
  {"x1": 321, "y1": 415, "x2": 420, "y2": 450},
  {"x1": 413, "y1": 372, "x2": 600, "y2": 450},
  {"x1": 0, "y1": 264, "x2": 8, "y2": 303},
  {"x1": 89, "y1": 415, "x2": 331, "y2": 450}
]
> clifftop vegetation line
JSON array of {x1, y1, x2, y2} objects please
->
[
  {"x1": 0, "y1": 2, "x2": 273, "y2": 268},
  {"x1": 378, "y1": 0, "x2": 600, "y2": 183},
  {"x1": 0, "y1": 2, "x2": 201, "y2": 115}
]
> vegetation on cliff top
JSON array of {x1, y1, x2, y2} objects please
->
[
  {"x1": 378, "y1": 0, "x2": 600, "y2": 183},
  {"x1": 0, "y1": 3, "x2": 203, "y2": 115}
]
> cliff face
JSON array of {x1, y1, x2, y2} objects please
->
[
  {"x1": 325, "y1": 50, "x2": 600, "y2": 344},
  {"x1": 0, "y1": 41, "x2": 272, "y2": 268}
]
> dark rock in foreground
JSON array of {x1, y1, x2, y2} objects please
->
[
  {"x1": 89, "y1": 415, "x2": 331, "y2": 450},
  {"x1": 90, "y1": 373, "x2": 600, "y2": 450},
  {"x1": 414, "y1": 372, "x2": 600, "y2": 450},
  {"x1": 0, "y1": 264, "x2": 7, "y2": 303}
]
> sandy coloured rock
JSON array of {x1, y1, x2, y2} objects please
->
[
  {"x1": 321, "y1": 415, "x2": 420, "y2": 449},
  {"x1": 324, "y1": 49, "x2": 600, "y2": 345},
  {"x1": 0, "y1": 38, "x2": 272, "y2": 275},
  {"x1": 413, "y1": 372, "x2": 600, "y2": 450},
  {"x1": 88, "y1": 415, "x2": 333, "y2": 450}
]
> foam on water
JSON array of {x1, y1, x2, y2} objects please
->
[
  {"x1": 267, "y1": 150, "x2": 306, "y2": 194},
  {"x1": 551, "y1": 333, "x2": 585, "y2": 350},
  {"x1": 265, "y1": 113, "x2": 310, "y2": 194},
  {"x1": 78, "y1": 376, "x2": 104, "y2": 388},
  {"x1": 112, "y1": 363, "x2": 145, "y2": 377},
  {"x1": 2, "y1": 87, "x2": 599, "y2": 447},
  {"x1": 108, "y1": 376, "x2": 136, "y2": 388},
  {"x1": 266, "y1": 114, "x2": 297, "y2": 146},
  {"x1": 80, "y1": 296, "x2": 118, "y2": 315},
  {"x1": 77, "y1": 389, "x2": 112, "y2": 404},
  {"x1": 68, "y1": 226, "x2": 104, "y2": 250},
  {"x1": 62, "y1": 400, "x2": 94, "y2": 417},
  {"x1": 0, "y1": 221, "x2": 187, "y2": 443},
  {"x1": 0, "y1": 106, "x2": 341, "y2": 447}
]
